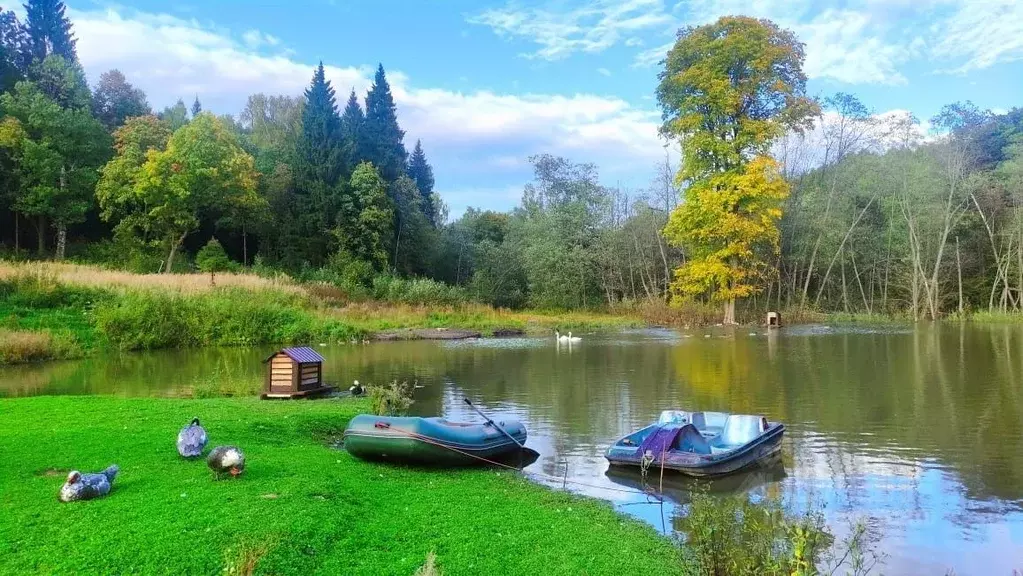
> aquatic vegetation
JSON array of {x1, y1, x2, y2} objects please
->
[{"x1": 0, "y1": 396, "x2": 683, "y2": 574}]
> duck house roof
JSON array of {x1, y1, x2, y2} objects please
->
[{"x1": 263, "y1": 347, "x2": 325, "y2": 364}]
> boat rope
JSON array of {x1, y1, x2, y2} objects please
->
[{"x1": 344, "y1": 427, "x2": 666, "y2": 500}]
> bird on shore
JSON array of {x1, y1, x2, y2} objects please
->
[
  {"x1": 207, "y1": 446, "x2": 245, "y2": 479},
  {"x1": 349, "y1": 380, "x2": 365, "y2": 396},
  {"x1": 176, "y1": 417, "x2": 208, "y2": 458},
  {"x1": 59, "y1": 465, "x2": 119, "y2": 502}
]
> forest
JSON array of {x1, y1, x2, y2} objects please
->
[{"x1": 1, "y1": 2, "x2": 1021, "y2": 321}]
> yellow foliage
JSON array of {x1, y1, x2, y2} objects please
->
[{"x1": 664, "y1": 157, "x2": 788, "y2": 302}]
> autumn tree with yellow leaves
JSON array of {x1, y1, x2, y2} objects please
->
[{"x1": 657, "y1": 16, "x2": 819, "y2": 324}]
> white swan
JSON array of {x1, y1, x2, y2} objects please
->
[
  {"x1": 567, "y1": 332, "x2": 582, "y2": 343},
  {"x1": 555, "y1": 330, "x2": 570, "y2": 342}
]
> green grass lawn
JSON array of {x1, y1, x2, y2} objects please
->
[{"x1": 0, "y1": 396, "x2": 682, "y2": 575}]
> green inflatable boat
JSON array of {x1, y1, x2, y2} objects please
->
[{"x1": 343, "y1": 414, "x2": 528, "y2": 466}]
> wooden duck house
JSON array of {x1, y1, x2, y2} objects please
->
[{"x1": 262, "y1": 347, "x2": 331, "y2": 399}]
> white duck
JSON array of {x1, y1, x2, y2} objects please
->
[
  {"x1": 59, "y1": 465, "x2": 119, "y2": 502},
  {"x1": 567, "y1": 332, "x2": 582, "y2": 343},
  {"x1": 176, "y1": 417, "x2": 208, "y2": 458}
]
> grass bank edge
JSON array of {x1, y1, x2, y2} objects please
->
[{"x1": 0, "y1": 395, "x2": 684, "y2": 575}]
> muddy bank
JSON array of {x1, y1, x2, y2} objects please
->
[{"x1": 372, "y1": 327, "x2": 525, "y2": 341}]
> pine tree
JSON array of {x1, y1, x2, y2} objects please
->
[
  {"x1": 299, "y1": 62, "x2": 342, "y2": 185},
  {"x1": 363, "y1": 64, "x2": 407, "y2": 182},
  {"x1": 406, "y1": 139, "x2": 437, "y2": 226},
  {"x1": 339, "y1": 88, "x2": 364, "y2": 174},
  {"x1": 23, "y1": 0, "x2": 76, "y2": 64},
  {"x1": 191, "y1": 95, "x2": 202, "y2": 118}
]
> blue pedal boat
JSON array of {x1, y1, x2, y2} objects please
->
[{"x1": 605, "y1": 410, "x2": 784, "y2": 477}]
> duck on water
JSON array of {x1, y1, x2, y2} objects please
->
[{"x1": 605, "y1": 410, "x2": 784, "y2": 477}]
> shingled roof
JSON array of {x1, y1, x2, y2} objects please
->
[{"x1": 262, "y1": 347, "x2": 325, "y2": 364}]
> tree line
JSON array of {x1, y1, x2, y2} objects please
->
[
  {"x1": 0, "y1": 0, "x2": 440, "y2": 280},
  {"x1": 1, "y1": 4, "x2": 1020, "y2": 319}
]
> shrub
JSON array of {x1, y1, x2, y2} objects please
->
[
  {"x1": 94, "y1": 288, "x2": 365, "y2": 350},
  {"x1": 368, "y1": 380, "x2": 415, "y2": 416},
  {"x1": 371, "y1": 275, "x2": 470, "y2": 306},
  {"x1": 677, "y1": 488, "x2": 833, "y2": 576}
]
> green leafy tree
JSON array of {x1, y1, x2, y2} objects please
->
[
  {"x1": 388, "y1": 174, "x2": 435, "y2": 275},
  {"x1": 407, "y1": 139, "x2": 437, "y2": 226},
  {"x1": 92, "y1": 69, "x2": 150, "y2": 129},
  {"x1": 657, "y1": 16, "x2": 819, "y2": 323},
  {"x1": 195, "y1": 237, "x2": 231, "y2": 285},
  {"x1": 0, "y1": 81, "x2": 110, "y2": 258},
  {"x1": 362, "y1": 64, "x2": 407, "y2": 182},
  {"x1": 240, "y1": 93, "x2": 303, "y2": 170},
  {"x1": 95, "y1": 115, "x2": 173, "y2": 248},
  {"x1": 159, "y1": 99, "x2": 189, "y2": 131},
  {"x1": 98, "y1": 113, "x2": 261, "y2": 272},
  {"x1": 30, "y1": 54, "x2": 89, "y2": 109},
  {"x1": 22, "y1": 0, "x2": 76, "y2": 64},
  {"x1": 340, "y1": 162, "x2": 393, "y2": 270}
]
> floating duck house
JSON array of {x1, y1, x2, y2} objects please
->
[{"x1": 262, "y1": 347, "x2": 331, "y2": 399}]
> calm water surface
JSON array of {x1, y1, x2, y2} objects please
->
[{"x1": 3, "y1": 324, "x2": 1023, "y2": 574}]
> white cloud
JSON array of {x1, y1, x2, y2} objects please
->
[
  {"x1": 597, "y1": 67, "x2": 611, "y2": 76},
  {"x1": 632, "y1": 40, "x2": 673, "y2": 68},
  {"x1": 70, "y1": 7, "x2": 667, "y2": 214},
  {"x1": 930, "y1": 0, "x2": 1023, "y2": 74},
  {"x1": 241, "y1": 29, "x2": 280, "y2": 49},
  {"x1": 466, "y1": 0, "x2": 672, "y2": 60},
  {"x1": 625, "y1": 0, "x2": 1023, "y2": 85}
]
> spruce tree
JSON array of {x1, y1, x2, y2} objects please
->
[
  {"x1": 339, "y1": 88, "x2": 364, "y2": 173},
  {"x1": 363, "y1": 64, "x2": 407, "y2": 182},
  {"x1": 406, "y1": 139, "x2": 437, "y2": 226},
  {"x1": 191, "y1": 95, "x2": 202, "y2": 118},
  {"x1": 23, "y1": 0, "x2": 76, "y2": 64},
  {"x1": 299, "y1": 62, "x2": 342, "y2": 185}
]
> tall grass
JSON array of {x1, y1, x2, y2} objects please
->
[
  {"x1": 0, "y1": 260, "x2": 303, "y2": 296},
  {"x1": 94, "y1": 288, "x2": 366, "y2": 351},
  {"x1": 0, "y1": 329, "x2": 80, "y2": 364}
]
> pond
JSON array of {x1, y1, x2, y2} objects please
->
[{"x1": 3, "y1": 324, "x2": 1022, "y2": 574}]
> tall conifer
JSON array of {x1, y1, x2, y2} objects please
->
[
  {"x1": 339, "y1": 88, "x2": 364, "y2": 175},
  {"x1": 23, "y1": 0, "x2": 76, "y2": 64},
  {"x1": 406, "y1": 139, "x2": 437, "y2": 226},
  {"x1": 363, "y1": 64, "x2": 406, "y2": 182},
  {"x1": 299, "y1": 62, "x2": 342, "y2": 185}
]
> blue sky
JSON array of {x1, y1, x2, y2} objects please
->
[{"x1": 60, "y1": 0, "x2": 1023, "y2": 218}]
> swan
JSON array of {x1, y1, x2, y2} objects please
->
[
  {"x1": 555, "y1": 330, "x2": 569, "y2": 342},
  {"x1": 567, "y1": 332, "x2": 582, "y2": 343}
]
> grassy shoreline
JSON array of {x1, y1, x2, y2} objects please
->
[
  {"x1": 0, "y1": 260, "x2": 640, "y2": 365},
  {"x1": 0, "y1": 396, "x2": 682, "y2": 575},
  {"x1": 4, "y1": 259, "x2": 1023, "y2": 366}
]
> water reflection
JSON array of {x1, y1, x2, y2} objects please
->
[{"x1": 3, "y1": 325, "x2": 1023, "y2": 573}]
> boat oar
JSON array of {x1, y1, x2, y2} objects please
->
[{"x1": 463, "y1": 397, "x2": 524, "y2": 449}]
